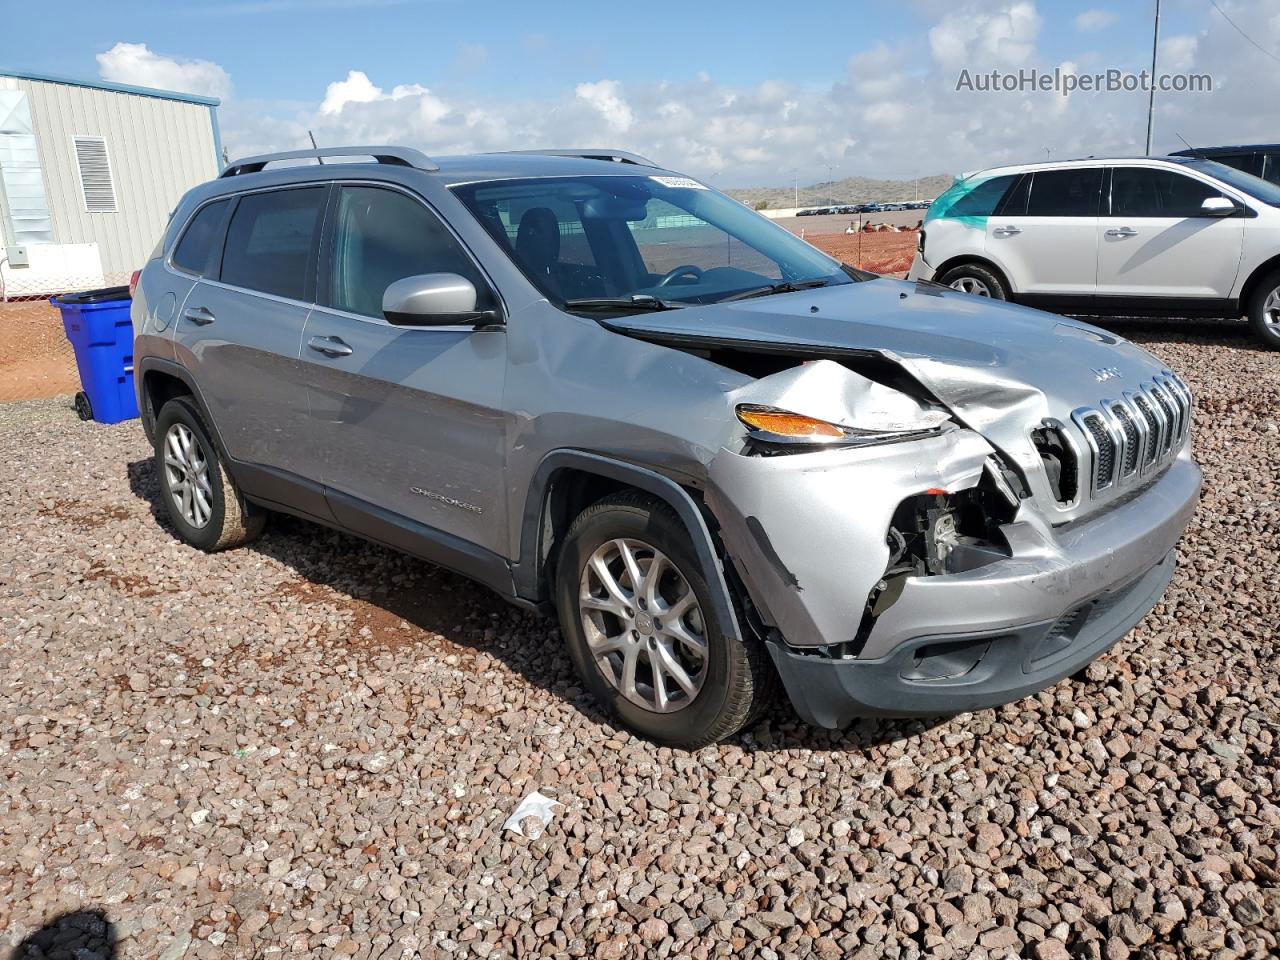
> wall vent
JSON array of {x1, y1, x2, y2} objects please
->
[{"x1": 73, "y1": 136, "x2": 117, "y2": 213}]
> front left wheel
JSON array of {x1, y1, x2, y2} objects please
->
[
  {"x1": 1247, "y1": 269, "x2": 1280, "y2": 350},
  {"x1": 555, "y1": 493, "x2": 772, "y2": 748},
  {"x1": 153, "y1": 396, "x2": 265, "y2": 551}
]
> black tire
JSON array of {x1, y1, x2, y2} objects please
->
[
  {"x1": 555, "y1": 492, "x2": 772, "y2": 748},
  {"x1": 1246, "y1": 269, "x2": 1280, "y2": 350},
  {"x1": 153, "y1": 396, "x2": 265, "y2": 551},
  {"x1": 938, "y1": 262, "x2": 1008, "y2": 301},
  {"x1": 74, "y1": 392, "x2": 93, "y2": 422}
]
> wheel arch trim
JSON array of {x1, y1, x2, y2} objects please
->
[
  {"x1": 134, "y1": 358, "x2": 227, "y2": 451},
  {"x1": 1238, "y1": 255, "x2": 1280, "y2": 310},
  {"x1": 513, "y1": 450, "x2": 742, "y2": 646}
]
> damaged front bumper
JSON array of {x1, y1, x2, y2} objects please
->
[
  {"x1": 906, "y1": 251, "x2": 936, "y2": 283},
  {"x1": 708, "y1": 435, "x2": 1201, "y2": 727}
]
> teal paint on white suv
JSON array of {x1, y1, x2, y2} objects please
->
[{"x1": 909, "y1": 156, "x2": 1280, "y2": 348}]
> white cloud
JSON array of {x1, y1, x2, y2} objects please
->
[
  {"x1": 574, "y1": 80, "x2": 634, "y2": 133},
  {"x1": 1074, "y1": 9, "x2": 1117, "y2": 32},
  {"x1": 319, "y1": 69, "x2": 440, "y2": 117},
  {"x1": 1159, "y1": 35, "x2": 1199, "y2": 73},
  {"x1": 96, "y1": 42, "x2": 232, "y2": 100},
  {"x1": 929, "y1": 1, "x2": 1042, "y2": 69}
]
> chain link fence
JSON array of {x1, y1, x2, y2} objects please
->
[{"x1": 0, "y1": 270, "x2": 132, "y2": 404}]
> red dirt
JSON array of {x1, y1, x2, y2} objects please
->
[
  {"x1": 807, "y1": 231, "x2": 917, "y2": 277},
  {"x1": 0, "y1": 300, "x2": 80, "y2": 403}
]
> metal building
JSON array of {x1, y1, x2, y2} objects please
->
[{"x1": 0, "y1": 69, "x2": 221, "y2": 296}]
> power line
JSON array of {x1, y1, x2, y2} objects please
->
[{"x1": 1208, "y1": 0, "x2": 1280, "y2": 66}]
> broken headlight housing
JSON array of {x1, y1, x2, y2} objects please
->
[{"x1": 736, "y1": 403, "x2": 947, "y2": 449}]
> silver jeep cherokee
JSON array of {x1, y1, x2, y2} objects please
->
[{"x1": 132, "y1": 145, "x2": 1201, "y2": 747}]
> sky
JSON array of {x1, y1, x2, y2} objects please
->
[{"x1": 4, "y1": 0, "x2": 1280, "y2": 186}]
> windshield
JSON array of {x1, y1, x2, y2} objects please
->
[
  {"x1": 1184, "y1": 159, "x2": 1280, "y2": 207},
  {"x1": 451, "y1": 174, "x2": 861, "y2": 309}
]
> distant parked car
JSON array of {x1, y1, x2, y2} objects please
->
[
  {"x1": 1171, "y1": 144, "x2": 1280, "y2": 187},
  {"x1": 796, "y1": 207, "x2": 819, "y2": 216},
  {"x1": 908, "y1": 155, "x2": 1280, "y2": 348}
]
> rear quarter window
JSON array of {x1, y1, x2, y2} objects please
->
[{"x1": 171, "y1": 199, "x2": 230, "y2": 275}]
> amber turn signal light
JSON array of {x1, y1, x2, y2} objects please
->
[{"x1": 736, "y1": 406, "x2": 845, "y2": 440}]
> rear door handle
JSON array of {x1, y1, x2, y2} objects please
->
[
  {"x1": 992, "y1": 225, "x2": 1022, "y2": 237},
  {"x1": 1105, "y1": 227, "x2": 1139, "y2": 237},
  {"x1": 183, "y1": 306, "x2": 215, "y2": 326},
  {"x1": 308, "y1": 335, "x2": 353, "y2": 358}
]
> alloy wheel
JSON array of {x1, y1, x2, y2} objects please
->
[
  {"x1": 579, "y1": 538, "x2": 708, "y2": 713},
  {"x1": 1264, "y1": 286, "x2": 1280, "y2": 332},
  {"x1": 163, "y1": 423, "x2": 213, "y2": 528},
  {"x1": 950, "y1": 276, "x2": 992, "y2": 296}
]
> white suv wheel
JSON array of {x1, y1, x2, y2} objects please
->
[{"x1": 950, "y1": 277, "x2": 992, "y2": 297}]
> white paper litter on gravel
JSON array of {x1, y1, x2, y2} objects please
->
[{"x1": 502, "y1": 791, "x2": 562, "y2": 838}]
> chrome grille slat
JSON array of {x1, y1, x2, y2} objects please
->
[
  {"x1": 1131, "y1": 394, "x2": 1160, "y2": 467},
  {"x1": 1110, "y1": 402, "x2": 1140, "y2": 477},
  {"x1": 1064, "y1": 371, "x2": 1191, "y2": 503}
]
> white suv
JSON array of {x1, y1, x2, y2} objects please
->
[{"x1": 907, "y1": 156, "x2": 1280, "y2": 348}]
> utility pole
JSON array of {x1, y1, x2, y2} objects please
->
[
  {"x1": 793, "y1": 169, "x2": 799, "y2": 210},
  {"x1": 1145, "y1": 0, "x2": 1162, "y2": 154}
]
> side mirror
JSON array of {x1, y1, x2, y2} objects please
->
[
  {"x1": 1200, "y1": 196, "x2": 1238, "y2": 217},
  {"x1": 382, "y1": 273, "x2": 502, "y2": 327}
]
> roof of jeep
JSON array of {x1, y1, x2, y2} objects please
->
[
  {"x1": 173, "y1": 150, "x2": 685, "y2": 225},
  {"x1": 430, "y1": 152, "x2": 673, "y2": 185}
]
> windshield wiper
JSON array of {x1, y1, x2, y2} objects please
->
[
  {"x1": 716, "y1": 278, "x2": 834, "y2": 303},
  {"x1": 563, "y1": 295, "x2": 681, "y2": 312}
]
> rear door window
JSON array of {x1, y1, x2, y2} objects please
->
[
  {"x1": 172, "y1": 199, "x2": 230, "y2": 276},
  {"x1": 1024, "y1": 169, "x2": 1103, "y2": 217},
  {"x1": 1109, "y1": 168, "x2": 1226, "y2": 218},
  {"x1": 220, "y1": 187, "x2": 326, "y2": 300}
]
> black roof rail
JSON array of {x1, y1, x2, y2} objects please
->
[
  {"x1": 220, "y1": 145, "x2": 439, "y2": 178},
  {"x1": 503, "y1": 148, "x2": 659, "y2": 168}
]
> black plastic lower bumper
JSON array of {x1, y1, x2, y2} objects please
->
[{"x1": 769, "y1": 550, "x2": 1177, "y2": 729}]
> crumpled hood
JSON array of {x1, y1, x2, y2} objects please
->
[{"x1": 604, "y1": 276, "x2": 1174, "y2": 469}]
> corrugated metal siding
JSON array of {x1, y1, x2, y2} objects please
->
[{"x1": 0, "y1": 75, "x2": 218, "y2": 275}]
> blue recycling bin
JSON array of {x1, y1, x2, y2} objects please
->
[{"x1": 51, "y1": 286, "x2": 139, "y2": 424}]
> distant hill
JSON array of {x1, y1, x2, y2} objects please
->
[{"x1": 726, "y1": 173, "x2": 956, "y2": 210}]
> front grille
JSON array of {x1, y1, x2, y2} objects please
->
[{"x1": 1065, "y1": 370, "x2": 1192, "y2": 503}]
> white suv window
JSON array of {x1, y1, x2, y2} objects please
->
[
  {"x1": 1019, "y1": 168, "x2": 1103, "y2": 217},
  {"x1": 1109, "y1": 168, "x2": 1226, "y2": 218}
]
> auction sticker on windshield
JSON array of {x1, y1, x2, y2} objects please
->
[{"x1": 650, "y1": 176, "x2": 706, "y2": 189}]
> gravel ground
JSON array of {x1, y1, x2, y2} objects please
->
[{"x1": 1, "y1": 318, "x2": 1278, "y2": 960}]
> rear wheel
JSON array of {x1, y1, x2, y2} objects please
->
[
  {"x1": 1247, "y1": 270, "x2": 1280, "y2": 350},
  {"x1": 938, "y1": 263, "x2": 1008, "y2": 300},
  {"x1": 555, "y1": 493, "x2": 771, "y2": 747},
  {"x1": 153, "y1": 396, "x2": 265, "y2": 551}
]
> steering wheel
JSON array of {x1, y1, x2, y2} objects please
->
[{"x1": 657, "y1": 264, "x2": 704, "y2": 286}]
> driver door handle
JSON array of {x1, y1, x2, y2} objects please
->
[
  {"x1": 183, "y1": 306, "x2": 215, "y2": 326},
  {"x1": 1105, "y1": 227, "x2": 1139, "y2": 238},
  {"x1": 308, "y1": 335, "x2": 353, "y2": 358},
  {"x1": 992, "y1": 225, "x2": 1022, "y2": 237}
]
